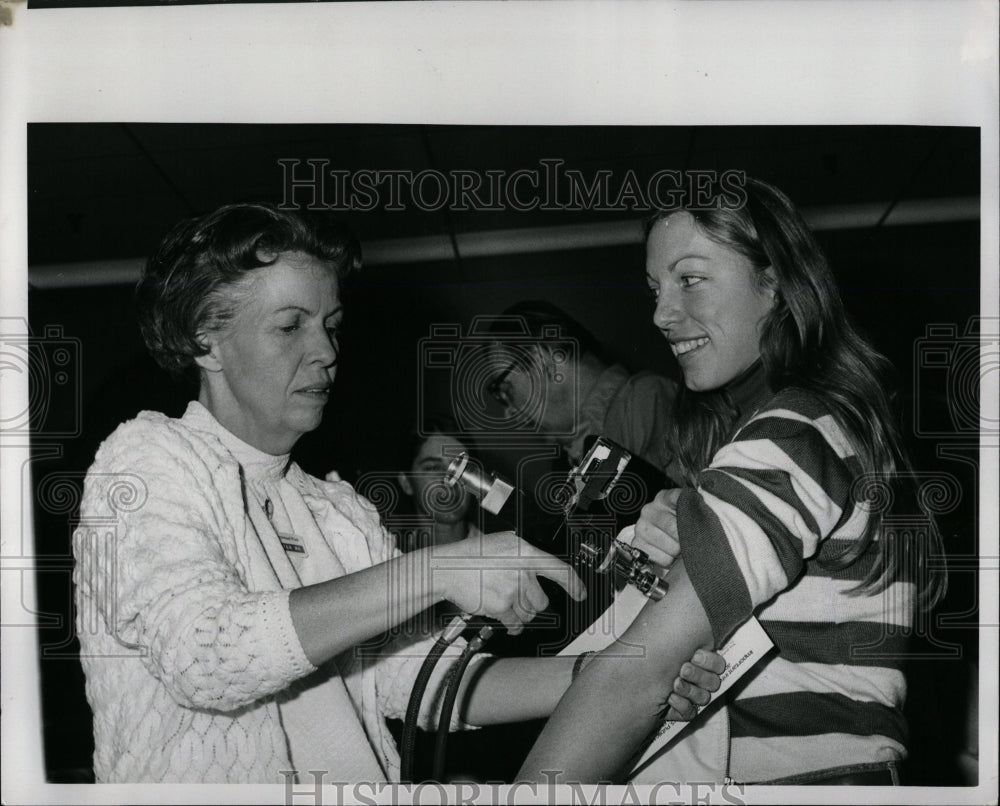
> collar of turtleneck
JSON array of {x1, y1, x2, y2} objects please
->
[
  {"x1": 183, "y1": 400, "x2": 291, "y2": 484},
  {"x1": 724, "y1": 358, "x2": 773, "y2": 424}
]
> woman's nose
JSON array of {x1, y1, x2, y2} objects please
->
[
  {"x1": 652, "y1": 289, "x2": 682, "y2": 330},
  {"x1": 311, "y1": 329, "x2": 339, "y2": 367}
]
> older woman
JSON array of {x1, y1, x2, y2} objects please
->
[
  {"x1": 72, "y1": 203, "x2": 721, "y2": 784},
  {"x1": 518, "y1": 178, "x2": 947, "y2": 786}
]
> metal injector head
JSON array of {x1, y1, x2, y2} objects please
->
[
  {"x1": 444, "y1": 452, "x2": 514, "y2": 517},
  {"x1": 566, "y1": 436, "x2": 669, "y2": 601}
]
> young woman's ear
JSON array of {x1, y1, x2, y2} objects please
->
[
  {"x1": 192, "y1": 333, "x2": 223, "y2": 372},
  {"x1": 397, "y1": 472, "x2": 414, "y2": 497},
  {"x1": 761, "y1": 266, "x2": 779, "y2": 304}
]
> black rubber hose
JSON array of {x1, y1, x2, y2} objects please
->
[
  {"x1": 400, "y1": 616, "x2": 467, "y2": 782},
  {"x1": 432, "y1": 625, "x2": 493, "y2": 782}
]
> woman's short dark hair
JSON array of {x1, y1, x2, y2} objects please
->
[
  {"x1": 136, "y1": 203, "x2": 361, "y2": 376},
  {"x1": 399, "y1": 414, "x2": 478, "y2": 471}
]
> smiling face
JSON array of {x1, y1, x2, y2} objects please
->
[
  {"x1": 646, "y1": 212, "x2": 775, "y2": 392},
  {"x1": 195, "y1": 251, "x2": 342, "y2": 454}
]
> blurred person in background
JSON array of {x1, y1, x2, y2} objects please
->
[
  {"x1": 488, "y1": 299, "x2": 678, "y2": 473},
  {"x1": 395, "y1": 416, "x2": 479, "y2": 554}
]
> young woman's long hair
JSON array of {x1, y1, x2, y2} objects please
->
[{"x1": 651, "y1": 177, "x2": 946, "y2": 610}]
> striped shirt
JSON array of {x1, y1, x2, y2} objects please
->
[{"x1": 678, "y1": 387, "x2": 914, "y2": 782}]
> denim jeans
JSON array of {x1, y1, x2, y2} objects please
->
[{"x1": 753, "y1": 760, "x2": 900, "y2": 786}]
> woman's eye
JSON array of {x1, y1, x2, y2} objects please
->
[
  {"x1": 647, "y1": 286, "x2": 659, "y2": 299},
  {"x1": 680, "y1": 276, "x2": 703, "y2": 288},
  {"x1": 280, "y1": 324, "x2": 300, "y2": 333}
]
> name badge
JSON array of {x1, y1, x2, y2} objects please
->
[{"x1": 278, "y1": 532, "x2": 308, "y2": 557}]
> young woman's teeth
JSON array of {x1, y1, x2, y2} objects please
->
[{"x1": 672, "y1": 337, "x2": 709, "y2": 356}]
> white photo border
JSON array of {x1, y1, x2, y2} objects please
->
[{"x1": 1, "y1": 2, "x2": 997, "y2": 805}]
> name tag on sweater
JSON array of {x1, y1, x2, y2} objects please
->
[{"x1": 278, "y1": 532, "x2": 308, "y2": 557}]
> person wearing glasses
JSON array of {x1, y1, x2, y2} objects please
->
[
  {"x1": 487, "y1": 300, "x2": 678, "y2": 473},
  {"x1": 484, "y1": 301, "x2": 683, "y2": 654},
  {"x1": 72, "y1": 203, "x2": 722, "y2": 784}
]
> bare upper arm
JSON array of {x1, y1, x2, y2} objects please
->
[{"x1": 598, "y1": 559, "x2": 716, "y2": 693}]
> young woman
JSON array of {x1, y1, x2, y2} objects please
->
[
  {"x1": 518, "y1": 177, "x2": 947, "y2": 786},
  {"x1": 72, "y1": 203, "x2": 720, "y2": 783}
]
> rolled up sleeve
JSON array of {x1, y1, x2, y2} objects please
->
[{"x1": 677, "y1": 399, "x2": 859, "y2": 645}]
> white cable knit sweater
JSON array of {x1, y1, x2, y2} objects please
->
[{"x1": 73, "y1": 402, "x2": 476, "y2": 783}]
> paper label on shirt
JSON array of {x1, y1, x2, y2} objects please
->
[
  {"x1": 631, "y1": 616, "x2": 773, "y2": 771},
  {"x1": 278, "y1": 531, "x2": 308, "y2": 557},
  {"x1": 558, "y1": 584, "x2": 774, "y2": 772}
]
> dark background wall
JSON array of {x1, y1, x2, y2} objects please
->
[{"x1": 24, "y1": 124, "x2": 982, "y2": 783}]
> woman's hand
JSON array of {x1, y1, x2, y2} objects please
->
[
  {"x1": 431, "y1": 531, "x2": 586, "y2": 635},
  {"x1": 633, "y1": 488, "x2": 681, "y2": 568},
  {"x1": 664, "y1": 647, "x2": 726, "y2": 721}
]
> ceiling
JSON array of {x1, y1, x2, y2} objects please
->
[{"x1": 27, "y1": 123, "x2": 980, "y2": 283}]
